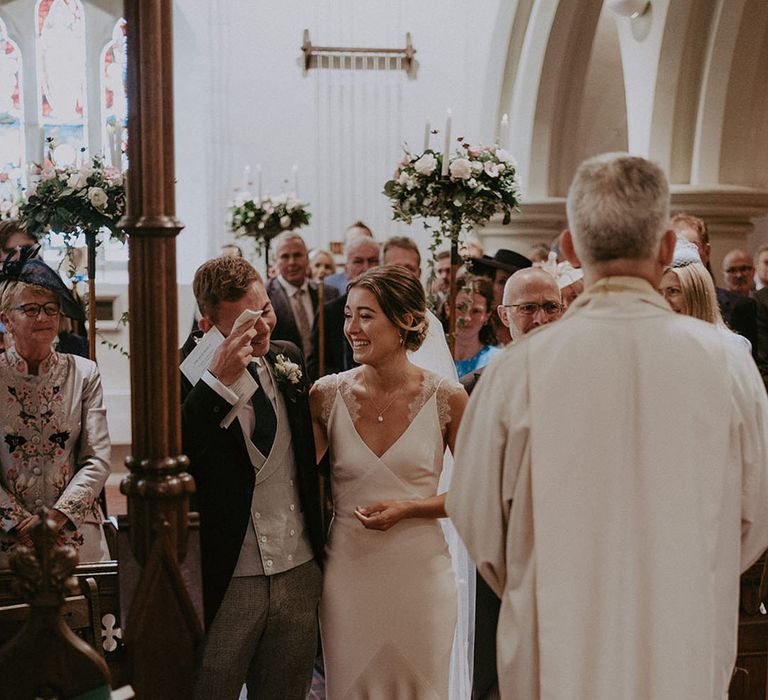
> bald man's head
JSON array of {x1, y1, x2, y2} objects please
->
[{"x1": 499, "y1": 268, "x2": 563, "y2": 340}]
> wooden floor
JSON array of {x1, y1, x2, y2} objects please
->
[{"x1": 104, "y1": 444, "x2": 130, "y2": 516}]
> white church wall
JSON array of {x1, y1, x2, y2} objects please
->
[{"x1": 172, "y1": 0, "x2": 506, "y2": 280}]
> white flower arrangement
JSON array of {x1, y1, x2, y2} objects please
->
[
  {"x1": 228, "y1": 192, "x2": 311, "y2": 257},
  {"x1": 384, "y1": 140, "x2": 522, "y2": 310},
  {"x1": 19, "y1": 153, "x2": 125, "y2": 244},
  {"x1": 384, "y1": 143, "x2": 521, "y2": 235},
  {"x1": 273, "y1": 354, "x2": 303, "y2": 385}
]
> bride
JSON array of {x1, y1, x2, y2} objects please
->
[{"x1": 310, "y1": 264, "x2": 468, "y2": 699}]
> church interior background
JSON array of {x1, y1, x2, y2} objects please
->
[{"x1": 0, "y1": 0, "x2": 766, "y2": 500}]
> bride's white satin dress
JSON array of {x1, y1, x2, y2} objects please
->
[{"x1": 317, "y1": 371, "x2": 458, "y2": 699}]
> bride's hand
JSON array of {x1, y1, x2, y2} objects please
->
[{"x1": 354, "y1": 501, "x2": 411, "y2": 531}]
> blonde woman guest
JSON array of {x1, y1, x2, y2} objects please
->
[
  {"x1": 659, "y1": 262, "x2": 752, "y2": 353},
  {"x1": 0, "y1": 250, "x2": 110, "y2": 563}
]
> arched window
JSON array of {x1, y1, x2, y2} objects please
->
[
  {"x1": 0, "y1": 17, "x2": 24, "y2": 206},
  {"x1": 36, "y1": 0, "x2": 87, "y2": 167},
  {"x1": 101, "y1": 17, "x2": 126, "y2": 169}
]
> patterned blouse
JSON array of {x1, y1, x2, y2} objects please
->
[{"x1": 0, "y1": 347, "x2": 111, "y2": 562}]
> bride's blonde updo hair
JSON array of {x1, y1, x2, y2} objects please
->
[{"x1": 347, "y1": 264, "x2": 428, "y2": 351}]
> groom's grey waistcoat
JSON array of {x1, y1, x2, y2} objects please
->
[{"x1": 233, "y1": 374, "x2": 314, "y2": 576}]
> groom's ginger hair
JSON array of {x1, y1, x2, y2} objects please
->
[{"x1": 194, "y1": 255, "x2": 262, "y2": 322}]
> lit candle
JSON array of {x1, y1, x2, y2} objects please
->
[
  {"x1": 242, "y1": 164, "x2": 251, "y2": 192},
  {"x1": 423, "y1": 118, "x2": 431, "y2": 152},
  {"x1": 441, "y1": 109, "x2": 452, "y2": 177},
  {"x1": 114, "y1": 123, "x2": 123, "y2": 169},
  {"x1": 499, "y1": 113, "x2": 509, "y2": 148},
  {"x1": 292, "y1": 164, "x2": 299, "y2": 196},
  {"x1": 256, "y1": 164, "x2": 262, "y2": 201}
]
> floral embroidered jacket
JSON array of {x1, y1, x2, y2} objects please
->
[{"x1": 0, "y1": 347, "x2": 110, "y2": 556}]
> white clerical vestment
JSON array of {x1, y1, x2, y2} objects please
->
[{"x1": 446, "y1": 276, "x2": 768, "y2": 700}]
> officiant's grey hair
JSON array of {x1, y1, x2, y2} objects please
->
[{"x1": 566, "y1": 153, "x2": 670, "y2": 265}]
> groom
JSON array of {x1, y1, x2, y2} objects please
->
[{"x1": 181, "y1": 255, "x2": 325, "y2": 699}]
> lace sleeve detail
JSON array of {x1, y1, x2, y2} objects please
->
[
  {"x1": 313, "y1": 374, "x2": 338, "y2": 431},
  {"x1": 337, "y1": 372, "x2": 361, "y2": 423},
  {"x1": 436, "y1": 379, "x2": 463, "y2": 433}
]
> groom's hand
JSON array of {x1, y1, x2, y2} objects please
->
[{"x1": 208, "y1": 321, "x2": 258, "y2": 386}]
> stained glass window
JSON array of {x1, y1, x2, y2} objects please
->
[
  {"x1": 36, "y1": 0, "x2": 87, "y2": 167},
  {"x1": 0, "y1": 17, "x2": 24, "y2": 208},
  {"x1": 102, "y1": 18, "x2": 127, "y2": 169}
]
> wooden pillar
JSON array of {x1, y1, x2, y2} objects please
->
[{"x1": 117, "y1": 1, "x2": 202, "y2": 697}]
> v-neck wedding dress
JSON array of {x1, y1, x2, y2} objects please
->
[{"x1": 316, "y1": 369, "x2": 460, "y2": 699}]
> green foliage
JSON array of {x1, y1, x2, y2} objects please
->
[
  {"x1": 19, "y1": 156, "x2": 126, "y2": 245},
  {"x1": 228, "y1": 193, "x2": 311, "y2": 258}
]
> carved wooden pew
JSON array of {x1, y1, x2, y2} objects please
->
[
  {"x1": 730, "y1": 553, "x2": 768, "y2": 699},
  {"x1": 0, "y1": 535, "x2": 129, "y2": 689},
  {"x1": 0, "y1": 510, "x2": 113, "y2": 699}
]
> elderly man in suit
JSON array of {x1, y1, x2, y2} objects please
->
[
  {"x1": 266, "y1": 232, "x2": 339, "y2": 361},
  {"x1": 182, "y1": 255, "x2": 325, "y2": 700}
]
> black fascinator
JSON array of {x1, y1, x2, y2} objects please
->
[{"x1": 0, "y1": 246, "x2": 86, "y2": 322}]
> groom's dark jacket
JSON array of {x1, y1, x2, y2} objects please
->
[{"x1": 180, "y1": 336, "x2": 325, "y2": 628}]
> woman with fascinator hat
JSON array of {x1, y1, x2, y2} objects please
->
[{"x1": 0, "y1": 248, "x2": 111, "y2": 564}]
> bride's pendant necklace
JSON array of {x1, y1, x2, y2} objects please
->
[{"x1": 362, "y1": 371, "x2": 400, "y2": 422}]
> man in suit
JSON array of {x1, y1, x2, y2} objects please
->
[
  {"x1": 266, "y1": 232, "x2": 339, "y2": 361},
  {"x1": 308, "y1": 235, "x2": 380, "y2": 378},
  {"x1": 181, "y1": 255, "x2": 324, "y2": 700}
]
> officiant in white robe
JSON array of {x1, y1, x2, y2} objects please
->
[{"x1": 446, "y1": 153, "x2": 768, "y2": 700}]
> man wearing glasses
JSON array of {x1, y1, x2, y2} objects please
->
[{"x1": 497, "y1": 268, "x2": 564, "y2": 341}]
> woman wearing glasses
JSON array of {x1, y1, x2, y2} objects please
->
[
  {"x1": 0, "y1": 250, "x2": 110, "y2": 564},
  {"x1": 448, "y1": 275, "x2": 502, "y2": 379}
]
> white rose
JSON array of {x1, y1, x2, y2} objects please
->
[
  {"x1": 449, "y1": 158, "x2": 473, "y2": 180},
  {"x1": 467, "y1": 178, "x2": 478, "y2": 189},
  {"x1": 280, "y1": 215, "x2": 292, "y2": 229},
  {"x1": 399, "y1": 171, "x2": 417, "y2": 190},
  {"x1": 495, "y1": 149, "x2": 517, "y2": 168},
  {"x1": 68, "y1": 172, "x2": 88, "y2": 190},
  {"x1": 78, "y1": 165, "x2": 94, "y2": 179},
  {"x1": 103, "y1": 167, "x2": 123, "y2": 187},
  {"x1": 40, "y1": 167, "x2": 56, "y2": 181},
  {"x1": 87, "y1": 186, "x2": 109, "y2": 210},
  {"x1": 471, "y1": 161, "x2": 484, "y2": 173},
  {"x1": 414, "y1": 153, "x2": 437, "y2": 176},
  {"x1": 484, "y1": 162, "x2": 500, "y2": 178}
]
